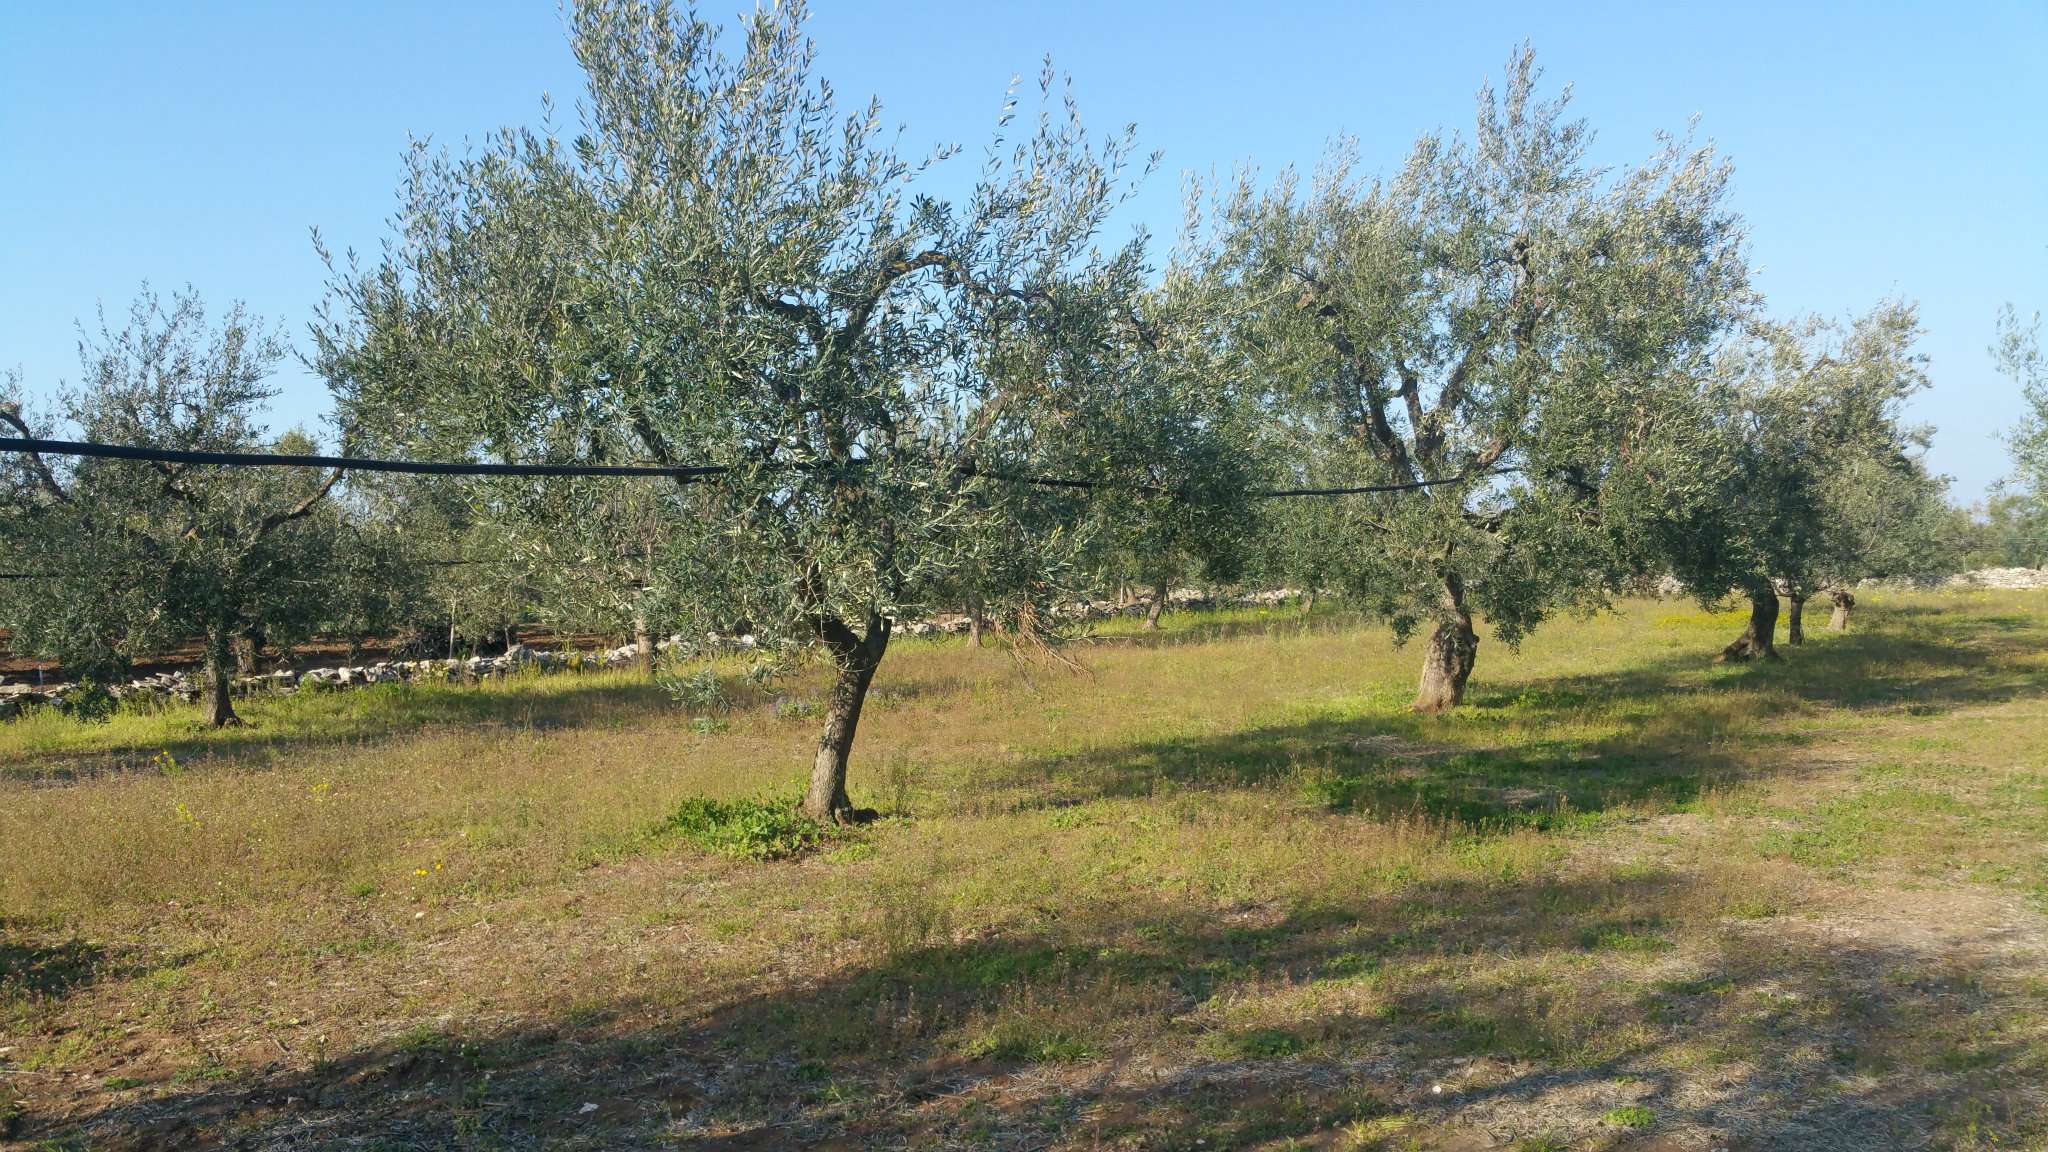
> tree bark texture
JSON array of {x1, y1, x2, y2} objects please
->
[
  {"x1": 803, "y1": 613, "x2": 891, "y2": 824},
  {"x1": 203, "y1": 623, "x2": 240, "y2": 728},
  {"x1": 1786, "y1": 592, "x2": 1807, "y2": 647},
  {"x1": 966, "y1": 591, "x2": 985, "y2": 648},
  {"x1": 1413, "y1": 573, "x2": 1478, "y2": 713},
  {"x1": 1143, "y1": 577, "x2": 1168, "y2": 630},
  {"x1": 1828, "y1": 590, "x2": 1854, "y2": 631},
  {"x1": 1719, "y1": 586, "x2": 1782, "y2": 662},
  {"x1": 633, "y1": 613, "x2": 655, "y2": 679}
]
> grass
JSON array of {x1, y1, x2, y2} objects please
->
[{"x1": 1, "y1": 590, "x2": 2046, "y2": 1149}]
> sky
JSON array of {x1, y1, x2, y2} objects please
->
[{"x1": 3, "y1": 1, "x2": 2043, "y2": 500}]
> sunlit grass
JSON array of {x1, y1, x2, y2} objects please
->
[{"x1": 3, "y1": 589, "x2": 2045, "y2": 1149}]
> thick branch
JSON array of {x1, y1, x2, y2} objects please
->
[
  {"x1": 0, "y1": 405, "x2": 68, "y2": 503},
  {"x1": 254, "y1": 467, "x2": 343, "y2": 539}
]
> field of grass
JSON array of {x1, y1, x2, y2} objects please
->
[{"x1": 3, "y1": 591, "x2": 2047, "y2": 1150}]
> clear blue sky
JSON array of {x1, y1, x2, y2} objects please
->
[{"x1": 4, "y1": 2, "x2": 2043, "y2": 499}]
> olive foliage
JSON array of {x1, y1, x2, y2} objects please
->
[
  {"x1": 1224, "y1": 49, "x2": 1750, "y2": 709},
  {"x1": 0, "y1": 288, "x2": 346, "y2": 724},
  {"x1": 320, "y1": 0, "x2": 1159, "y2": 819}
]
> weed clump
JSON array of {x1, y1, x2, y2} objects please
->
[{"x1": 653, "y1": 796, "x2": 823, "y2": 861}]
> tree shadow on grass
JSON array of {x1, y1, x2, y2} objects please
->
[
  {"x1": 0, "y1": 931, "x2": 108, "y2": 1000},
  {"x1": 974, "y1": 605, "x2": 2048, "y2": 828},
  {"x1": 21, "y1": 871, "x2": 2042, "y2": 1150}
]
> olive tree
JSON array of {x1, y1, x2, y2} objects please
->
[
  {"x1": 1671, "y1": 302, "x2": 1941, "y2": 658},
  {"x1": 1226, "y1": 49, "x2": 1749, "y2": 710},
  {"x1": 320, "y1": 0, "x2": 1149, "y2": 821},
  {"x1": 1997, "y1": 306, "x2": 2046, "y2": 550},
  {"x1": 1053, "y1": 238, "x2": 1266, "y2": 629},
  {"x1": 0, "y1": 288, "x2": 342, "y2": 724}
]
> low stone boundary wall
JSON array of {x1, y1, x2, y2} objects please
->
[{"x1": 0, "y1": 588, "x2": 1313, "y2": 718}]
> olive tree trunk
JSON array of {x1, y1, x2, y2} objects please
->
[
  {"x1": 633, "y1": 613, "x2": 654, "y2": 678},
  {"x1": 1786, "y1": 591, "x2": 1807, "y2": 646},
  {"x1": 966, "y1": 591, "x2": 986, "y2": 648},
  {"x1": 1143, "y1": 577, "x2": 1168, "y2": 630},
  {"x1": 803, "y1": 612, "x2": 891, "y2": 824},
  {"x1": 1719, "y1": 586, "x2": 1782, "y2": 662},
  {"x1": 233, "y1": 624, "x2": 264, "y2": 676},
  {"x1": 1414, "y1": 573, "x2": 1478, "y2": 713},
  {"x1": 202, "y1": 622, "x2": 240, "y2": 728},
  {"x1": 1828, "y1": 590, "x2": 1854, "y2": 631},
  {"x1": 1300, "y1": 589, "x2": 1316, "y2": 616}
]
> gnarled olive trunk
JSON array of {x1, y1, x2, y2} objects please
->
[
  {"x1": 633, "y1": 613, "x2": 654, "y2": 679},
  {"x1": 1143, "y1": 577, "x2": 1168, "y2": 630},
  {"x1": 202, "y1": 622, "x2": 240, "y2": 728},
  {"x1": 233, "y1": 625, "x2": 264, "y2": 676},
  {"x1": 966, "y1": 591, "x2": 986, "y2": 648},
  {"x1": 1785, "y1": 591, "x2": 1807, "y2": 646},
  {"x1": 1719, "y1": 586, "x2": 1781, "y2": 662},
  {"x1": 1300, "y1": 589, "x2": 1317, "y2": 616},
  {"x1": 1414, "y1": 573, "x2": 1478, "y2": 713},
  {"x1": 803, "y1": 612, "x2": 891, "y2": 824},
  {"x1": 1828, "y1": 590, "x2": 1854, "y2": 631}
]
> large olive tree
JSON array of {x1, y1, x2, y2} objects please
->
[
  {"x1": 1226, "y1": 50, "x2": 1750, "y2": 710},
  {"x1": 320, "y1": 0, "x2": 1150, "y2": 821}
]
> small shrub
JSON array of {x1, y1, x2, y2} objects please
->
[
  {"x1": 656, "y1": 666, "x2": 726, "y2": 711},
  {"x1": 63, "y1": 680, "x2": 119, "y2": 725},
  {"x1": 653, "y1": 796, "x2": 822, "y2": 861}
]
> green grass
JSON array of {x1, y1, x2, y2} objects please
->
[{"x1": 3, "y1": 590, "x2": 2047, "y2": 1150}]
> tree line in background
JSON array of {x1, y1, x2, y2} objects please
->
[{"x1": 2, "y1": 0, "x2": 2040, "y2": 822}]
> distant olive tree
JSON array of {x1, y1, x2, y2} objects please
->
[
  {"x1": 0, "y1": 288, "x2": 342, "y2": 725},
  {"x1": 321, "y1": 0, "x2": 1151, "y2": 821},
  {"x1": 1669, "y1": 302, "x2": 1945, "y2": 657},
  {"x1": 1053, "y1": 238, "x2": 1266, "y2": 629},
  {"x1": 1227, "y1": 49, "x2": 1749, "y2": 710},
  {"x1": 1995, "y1": 305, "x2": 2047, "y2": 564}
]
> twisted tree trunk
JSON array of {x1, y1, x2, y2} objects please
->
[
  {"x1": 1719, "y1": 585, "x2": 1782, "y2": 662},
  {"x1": 1786, "y1": 591, "x2": 1807, "y2": 646},
  {"x1": 1414, "y1": 572, "x2": 1478, "y2": 713},
  {"x1": 803, "y1": 612, "x2": 891, "y2": 824},
  {"x1": 966, "y1": 591, "x2": 985, "y2": 648},
  {"x1": 202, "y1": 622, "x2": 241, "y2": 728},
  {"x1": 1143, "y1": 577, "x2": 1168, "y2": 630},
  {"x1": 633, "y1": 613, "x2": 654, "y2": 678},
  {"x1": 1828, "y1": 590, "x2": 1854, "y2": 631}
]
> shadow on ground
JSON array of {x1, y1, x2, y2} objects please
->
[
  {"x1": 20, "y1": 871, "x2": 2039, "y2": 1149},
  {"x1": 977, "y1": 606, "x2": 2048, "y2": 827}
]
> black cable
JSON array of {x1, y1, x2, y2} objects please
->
[
  {"x1": 0, "y1": 436, "x2": 1489, "y2": 499},
  {"x1": 0, "y1": 437, "x2": 727, "y2": 481}
]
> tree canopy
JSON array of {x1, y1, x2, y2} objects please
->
[
  {"x1": 0, "y1": 287, "x2": 348, "y2": 724},
  {"x1": 1221, "y1": 48, "x2": 1751, "y2": 709},
  {"x1": 320, "y1": 0, "x2": 1164, "y2": 819}
]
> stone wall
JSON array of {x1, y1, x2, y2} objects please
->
[{"x1": 0, "y1": 588, "x2": 1315, "y2": 719}]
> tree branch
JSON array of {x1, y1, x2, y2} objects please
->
[
  {"x1": 254, "y1": 467, "x2": 343, "y2": 539},
  {"x1": 0, "y1": 405, "x2": 68, "y2": 503}
]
